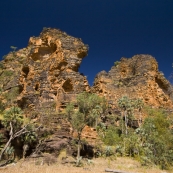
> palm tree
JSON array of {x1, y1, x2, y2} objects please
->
[
  {"x1": 118, "y1": 96, "x2": 137, "y2": 135},
  {"x1": 134, "y1": 99, "x2": 144, "y2": 126},
  {"x1": 118, "y1": 96, "x2": 129, "y2": 135},
  {"x1": 91, "y1": 105, "x2": 102, "y2": 128}
]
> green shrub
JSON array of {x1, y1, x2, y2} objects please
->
[
  {"x1": 4, "y1": 87, "x2": 19, "y2": 104},
  {"x1": 136, "y1": 108, "x2": 173, "y2": 169},
  {"x1": 2, "y1": 55, "x2": 7, "y2": 59},
  {"x1": 102, "y1": 126, "x2": 121, "y2": 146},
  {"x1": 114, "y1": 61, "x2": 120, "y2": 67},
  {"x1": 3, "y1": 70, "x2": 13, "y2": 77},
  {"x1": 0, "y1": 62, "x2": 3, "y2": 69},
  {"x1": 101, "y1": 107, "x2": 173, "y2": 169}
]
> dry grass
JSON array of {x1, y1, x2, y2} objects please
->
[{"x1": 0, "y1": 157, "x2": 172, "y2": 173}]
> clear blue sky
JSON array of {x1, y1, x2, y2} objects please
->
[{"x1": 0, "y1": 0, "x2": 173, "y2": 85}]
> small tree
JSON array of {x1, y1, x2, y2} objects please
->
[
  {"x1": 118, "y1": 96, "x2": 144, "y2": 135},
  {"x1": 65, "y1": 104, "x2": 86, "y2": 166},
  {"x1": 0, "y1": 106, "x2": 38, "y2": 161},
  {"x1": 90, "y1": 105, "x2": 102, "y2": 128},
  {"x1": 135, "y1": 108, "x2": 173, "y2": 169},
  {"x1": 134, "y1": 98, "x2": 144, "y2": 126},
  {"x1": 118, "y1": 96, "x2": 132, "y2": 135},
  {"x1": 10, "y1": 46, "x2": 17, "y2": 52},
  {"x1": 65, "y1": 92, "x2": 105, "y2": 165},
  {"x1": 114, "y1": 61, "x2": 120, "y2": 67}
]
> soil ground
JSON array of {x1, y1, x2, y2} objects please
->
[{"x1": 0, "y1": 157, "x2": 172, "y2": 173}]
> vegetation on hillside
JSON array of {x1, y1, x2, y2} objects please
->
[
  {"x1": 0, "y1": 61, "x2": 173, "y2": 170},
  {"x1": 0, "y1": 30, "x2": 173, "y2": 172},
  {"x1": 98, "y1": 100, "x2": 173, "y2": 169},
  {"x1": 0, "y1": 87, "x2": 173, "y2": 170},
  {"x1": 65, "y1": 92, "x2": 105, "y2": 166},
  {"x1": 0, "y1": 106, "x2": 40, "y2": 162}
]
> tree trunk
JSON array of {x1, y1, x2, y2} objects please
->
[
  {"x1": 77, "y1": 140, "x2": 80, "y2": 159},
  {"x1": 139, "y1": 110, "x2": 142, "y2": 127},
  {"x1": 76, "y1": 133, "x2": 81, "y2": 166},
  {"x1": 23, "y1": 144, "x2": 29, "y2": 159},
  {"x1": 121, "y1": 111, "x2": 124, "y2": 134},
  {"x1": 0, "y1": 136, "x2": 13, "y2": 160},
  {"x1": 0, "y1": 123, "x2": 32, "y2": 161},
  {"x1": 95, "y1": 118, "x2": 98, "y2": 128},
  {"x1": 123, "y1": 140, "x2": 126, "y2": 156},
  {"x1": 124, "y1": 111, "x2": 128, "y2": 135}
]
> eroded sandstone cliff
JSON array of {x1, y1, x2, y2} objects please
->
[
  {"x1": 0, "y1": 28, "x2": 91, "y2": 157},
  {"x1": 0, "y1": 28, "x2": 173, "y2": 159},
  {"x1": 0, "y1": 28, "x2": 89, "y2": 113},
  {"x1": 1, "y1": 29, "x2": 172, "y2": 115},
  {"x1": 92, "y1": 54, "x2": 173, "y2": 109}
]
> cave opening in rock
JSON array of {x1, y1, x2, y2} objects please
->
[
  {"x1": 72, "y1": 143, "x2": 94, "y2": 158},
  {"x1": 18, "y1": 85, "x2": 24, "y2": 94},
  {"x1": 17, "y1": 97, "x2": 28, "y2": 109},
  {"x1": 31, "y1": 43, "x2": 57, "y2": 61},
  {"x1": 57, "y1": 62, "x2": 68, "y2": 70},
  {"x1": 62, "y1": 79, "x2": 73, "y2": 92},
  {"x1": 155, "y1": 77, "x2": 168, "y2": 93},
  {"x1": 35, "y1": 84, "x2": 39, "y2": 91},
  {"x1": 22, "y1": 66, "x2": 29, "y2": 78}
]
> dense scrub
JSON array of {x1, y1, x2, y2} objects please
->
[{"x1": 97, "y1": 106, "x2": 173, "y2": 169}]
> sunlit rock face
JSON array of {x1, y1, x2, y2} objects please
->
[
  {"x1": 0, "y1": 28, "x2": 90, "y2": 113},
  {"x1": 0, "y1": 28, "x2": 92, "y2": 155},
  {"x1": 92, "y1": 54, "x2": 173, "y2": 109},
  {"x1": 1, "y1": 29, "x2": 173, "y2": 157},
  {"x1": 1, "y1": 29, "x2": 172, "y2": 112}
]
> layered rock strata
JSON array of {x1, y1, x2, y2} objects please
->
[
  {"x1": 92, "y1": 54, "x2": 173, "y2": 109},
  {"x1": 1, "y1": 29, "x2": 173, "y2": 158},
  {"x1": 0, "y1": 28, "x2": 91, "y2": 156},
  {"x1": 0, "y1": 28, "x2": 89, "y2": 113}
]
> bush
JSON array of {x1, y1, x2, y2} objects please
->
[
  {"x1": 101, "y1": 107, "x2": 173, "y2": 169},
  {"x1": 101, "y1": 126, "x2": 121, "y2": 146},
  {"x1": 136, "y1": 108, "x2": 173, "y2": 169},
  {"x1": 3, "y1": 70, "x2": 13, "y2": 77},
  {"x1": 0, "y1": 62, "x2": 3, "y2": 69},
  {"x1": 114, "y1": 61, "x2": 120, "y2": 67}
]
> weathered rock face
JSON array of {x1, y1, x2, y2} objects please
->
[
  {"x1": 1, "y1": 29, "x2": 173, "y2": 159},
  {"x1": 0, "y1": 28, "x2": 91, "y2": 157},
  {"x1": 0, "y1": 28, "x2": 89, "y2": 112},
  {"x1": 92, "y1": 55, "x2": 173, "y2": 109}
]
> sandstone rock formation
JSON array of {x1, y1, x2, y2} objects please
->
[
  {"x1": 1, "y1": 29, "x2": 172, "y2": 116},
  {"x1": 92, "y1": 54, "x2": 173, "y2": 109},
  {"x1": 0, "y1": 28, "x2": 91, "y2": 157},
  {"x1": 1, "y1": 28, "x2": 173, "y2": 160},
  {"x1": 0, "y1": 28, "x2": 89, "y2": 112}
]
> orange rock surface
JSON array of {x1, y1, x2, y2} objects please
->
[{"x1": 92, "y1": 55, "x2": 173, "y2": 109}]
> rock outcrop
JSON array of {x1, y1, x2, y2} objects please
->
[
  {"x1": 1, "y1": 28, "x2": 173, "y2": 160},
  {"x1": 0, "y1": 28, "x2": 91, "y2": 157},
  {"x1": 0, "y1": 28, "x2": 89, "y2": 112},
  {"x1": 92, "y1": 55, "x2": 173, "y2": 109},
  {"x1": 1, "y1": 29, "x2": 172, "y2": 115}
]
